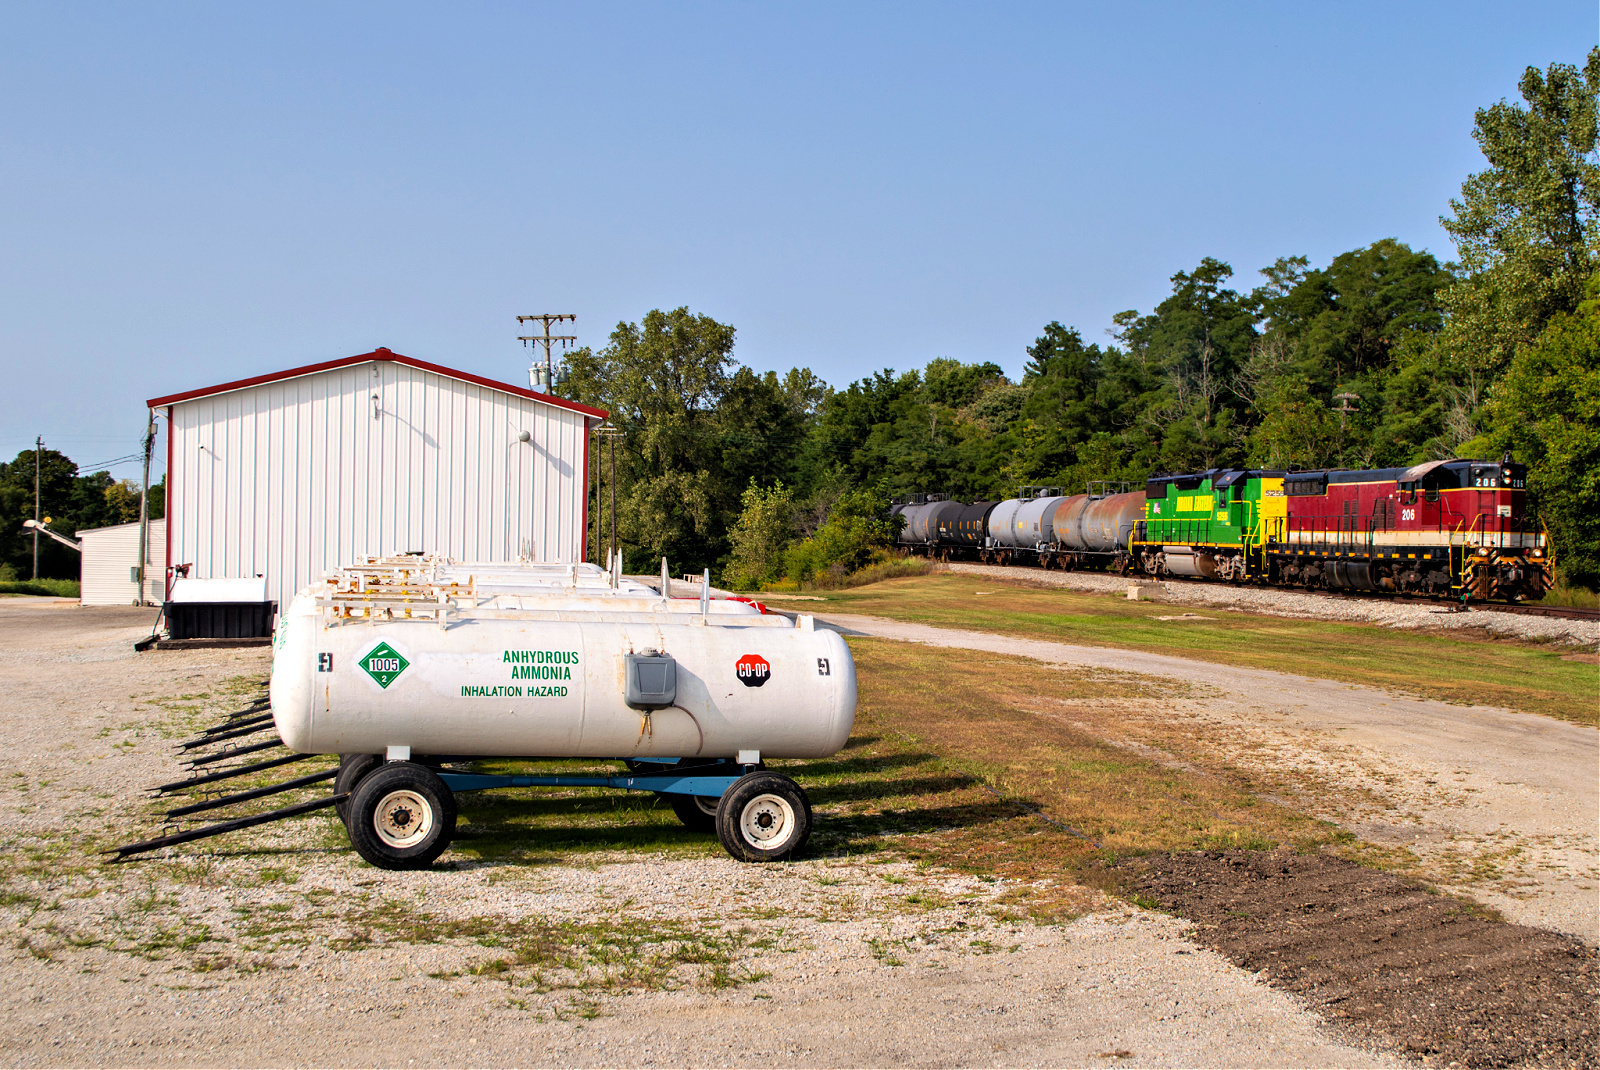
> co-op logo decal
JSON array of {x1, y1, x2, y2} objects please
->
[
  {"x1": 360, "y1": 642, "x2": 410, "y2": 689},
  {"x1": 735, "y1": 653, "x2": 771, "y2": 687}
]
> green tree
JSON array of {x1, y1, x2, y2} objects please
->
[
  {"x1": 1010, "y1": 323, "x2": 1143, "y2": 490},
  {"x1": 563, "y1": 307, "x2": 738, "y2": 572},
  {"x1": 561, "y1": 307, "x2": 824, "y2": 573},
  {"x1": 1437, "y1": 49, "x2": 1600, "y2": 382},
  {"x1": 723, "y1": 480, "x2": 795, "y2": 590},
  {"x1": 1243, "y1": 240, "x2": 1453, "y2": 467},
  {"x1": 1113, "y1": 257, "x2": 1257, "y2": 474},
  {"x1": 783, "y1": 486, "x2": 900, "y2": 586},
  {"x1": 103, "y1": 479, "x2": 146, "y2": 525},
  {"x1": 1249, "y1": 377, "x2": 1341, "y2": 470},
  {"x1": 1484, "y1": 272, "x2": 1600, "y2": 587},
  {"x1": 0, "y1": 448, "x2": 79, "y2": 579}
]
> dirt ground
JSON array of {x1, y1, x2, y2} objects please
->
[
  {"x1": 817, "y1": 612, "x2": 1600, "y2": 946},
  {"x1": 0, "y1": 599, "x2": 1398, "y2": 1068},
  {"x1": 1130, "y1": 851, "x2": 1597, "y2": 1069}
]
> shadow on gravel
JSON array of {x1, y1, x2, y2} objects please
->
[{"x1": 1127, "y1": 849, "x2": 1598, "y2": 1068}]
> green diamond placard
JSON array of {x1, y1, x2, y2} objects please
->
[{"x1": 359, "y1": 642, "x2": 409, "y2": 689}]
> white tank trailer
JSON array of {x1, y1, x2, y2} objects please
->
[{"x1": 269, "y1": 555, "x2": 857, "y2": 869}]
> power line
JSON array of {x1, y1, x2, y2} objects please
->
[
  {"x1": 517, "y1": 313, "x2": 577, "y2": 393},
  {"x1": 78, "y1": 453, "x2": 145, "y2": 471}
]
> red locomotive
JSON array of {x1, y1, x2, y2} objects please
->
[{"x1": 1268, "y1": 456, "x2": 1549, "y2": 601}]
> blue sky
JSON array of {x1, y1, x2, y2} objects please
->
[{"x1": 0, "y1": 2, "x2": 1593, "y2": 478}]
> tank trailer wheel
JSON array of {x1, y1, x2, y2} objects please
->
[
  {"x1": 715, "y1": 772, "x2": 811, "y2": 863},
  {"x1": 334, "y1": 753, "x2": 383, "y2": 827},
  {"x1": 670, "y1": 793, "x2": 721, "y2": 832},
  {"x1": 347, "y1": 762, "x2": 457, "y2": 870}
]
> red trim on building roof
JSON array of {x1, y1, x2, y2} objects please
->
[{"x1": 145, "y1": 348, "x2": 610, "y2": 420}]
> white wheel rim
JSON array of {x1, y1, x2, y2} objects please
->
[
  {"x1": 373, "y1": 789, "x2": 434, "y2": 849},
  {"x1": 738, "y1": 792, "x2": 794, "y2": 849},
  {"x1": 693, "y1": 795, "x2": 719, "y2": 817}
]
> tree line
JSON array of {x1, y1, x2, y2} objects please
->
[
  {"x1": 0, "y1": 450, "x2": 163, "y2": 581},
  {"x1": 564, "y1": 52, "x2": 1598, "y2": 590}
]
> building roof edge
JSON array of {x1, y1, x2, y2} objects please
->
[{"x1": 145, "y1": 348, "x2": 610, "y2": 420}]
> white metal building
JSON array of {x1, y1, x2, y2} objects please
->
[
  {"x1": 77, "y1": 518, "x2": 166, "y2": 606},
  {"x1": 147, "y1": 348, "x2": 607, "y2": 612}
]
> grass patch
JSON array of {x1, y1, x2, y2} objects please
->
[
  {"x1": 1528, "y1": 583, "x2": 1600, "y2": 611},
  {"x1": 768, "y1": 572, "x2": 1598, "y2": 727},
  {"x1": 333, "y1": 903, "x2": 771, "y2": 994},
  {"x1": 794, "y1": 638, "x2": 1352, "y2": 915},
  {"x1": 0, "y1": 578, "x2": 79, "y2": 597}
]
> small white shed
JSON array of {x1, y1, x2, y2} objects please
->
[
  {"x1": 146, "y1": 347, "x2": 608, "y2": 612},
  {"x1": 78, "y1": 518, "x2": 166, "y2": 606}
]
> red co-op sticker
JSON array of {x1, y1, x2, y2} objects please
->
[{"x1": 736, "y1": 654, "x2": 771, "y2": 687}]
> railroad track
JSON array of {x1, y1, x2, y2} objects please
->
[
  {"x1": 1470, "y1": 601, "x2": 1600, "y2": 622},
  {"x1": 952, "y1": 563, "x2": 1600, "y2": 623},
  {"x1": 1306, "y1": 587, "x2": 1600, "y2": 620}
]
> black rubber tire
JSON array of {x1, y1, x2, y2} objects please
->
[
  {"x1": 669, "y1": 792, "x2": 720, "y2": 833},
  {"x1": 715, "y1": 772, "x2": 811, "y2": 863},
  {"x1": 334, "y1": 753, "x2": 383, "y2": 826},
  {"x1": 346, "y1": 762, "x2": 457, "y2": 871}
]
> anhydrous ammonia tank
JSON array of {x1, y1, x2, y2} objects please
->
[
  {"x1": 1079, "y1": 490, "x2": 1146, "y2": 552},
  {"x1": 270, "y1": 559, "x2": 856, "y2": 762}
]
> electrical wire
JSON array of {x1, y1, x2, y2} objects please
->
[{"x1": 77, "y1": 452, "x2": 144, "y2": 471}]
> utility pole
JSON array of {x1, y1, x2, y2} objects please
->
[
  {"x1": 136, "y1": 412, "x2": 156, "y2": 605},
  {"x1": 593, "y1": 421, "x2": 622, "y2": 569},
  {"x1": 32, "y1": 436, "x2": 41, "y2": 580},
  {"x1": 517, "y1": 314, "x2": 577, "y2": 393},
  {"x1": 1332, "y1": 391, "x2": 1359, "y2": 431}
]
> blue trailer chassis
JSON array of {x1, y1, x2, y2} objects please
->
[{"x1": 438, "y1": 763, "x2": 755, "y2": 799}]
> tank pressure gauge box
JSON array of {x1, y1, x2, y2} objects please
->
[{"x1": 625, "y1": 651, "x2": 677, "y2": 709}]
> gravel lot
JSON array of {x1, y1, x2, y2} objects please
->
[
  {"x1": 0, "y1": 599, "x2": 1396, "y2": 1068},
  {"x1": 942, "y1": 562, "x2": 1599, "y2": 646}
]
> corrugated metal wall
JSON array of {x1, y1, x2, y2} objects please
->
[
  {"x1": 79, "y1": 519, "x2": 166, "y2": 606},
  {"x1": 166, "y1": 361, "x2": 589, "y2": 611}
]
